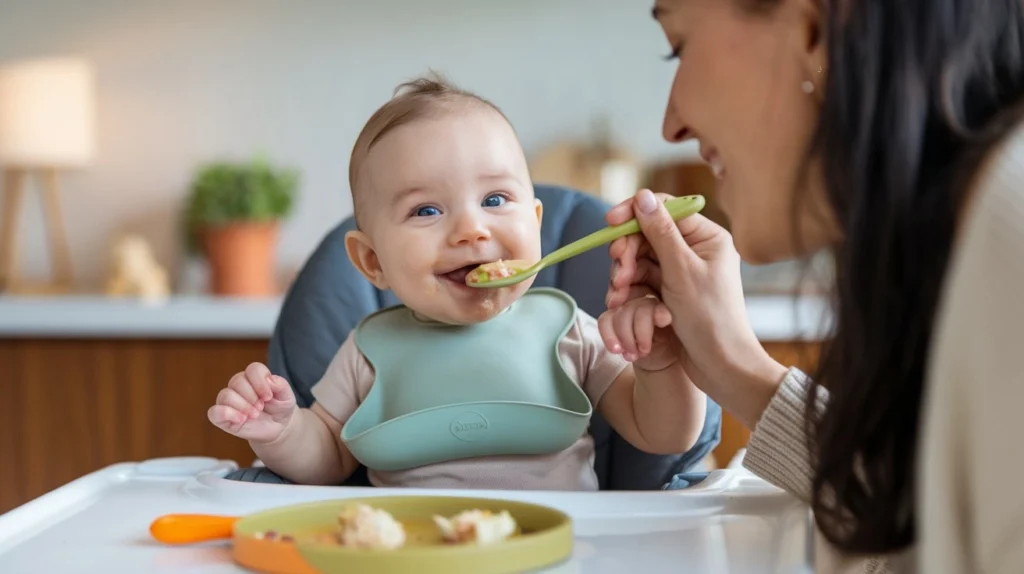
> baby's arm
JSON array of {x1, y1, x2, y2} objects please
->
[
  {"x1": 569, "y1": 306, "x2": 705, "y2": 455},
  {"x1": 598, "y1": 363, "x2": 706, "y2": 455},
  {"x1": 209, "y1": 334, "x2": 369, "y2": 485},
  {"x1": 249, "y1": 401, "x2": 359, "y2": 485}
]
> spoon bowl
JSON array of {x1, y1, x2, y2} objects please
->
[{"x1": 466, "y1": 194, "x2": 705, "y2": 289}]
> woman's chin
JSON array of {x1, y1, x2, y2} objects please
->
[{"x1": 732, "y1": 226, "x2": 790, "y2": 266}]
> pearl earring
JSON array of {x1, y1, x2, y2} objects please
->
[{"x1": 801, "y1": 80, "x2": 815, "y2": 94}]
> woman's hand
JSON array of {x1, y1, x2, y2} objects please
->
[{"x1": 603, "y1": 189, "x2": 788, "y2": 429}]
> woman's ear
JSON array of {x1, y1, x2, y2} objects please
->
[
  {"x1": 534, "y1": 198, "x2": 544, "y2": 226},
  {"x1": 344, "y1": 230, "x2": 389, "y2": 290},
  {"x1": 792, "y1": 0, "x2": 827, "y2": 97}
]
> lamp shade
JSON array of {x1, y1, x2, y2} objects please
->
[{"x1": 0, "y1": 57, "x2": 95, "y2": 167}]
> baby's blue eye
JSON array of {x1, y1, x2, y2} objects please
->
[
  {"x1": 415, "y1": 206, "x2": 441, "y2": 217},
  {"x1": 482, "y1": 194, "x2": 507, "y2": 208}
]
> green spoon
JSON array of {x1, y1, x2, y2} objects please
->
[{"x1": 466, "y1": 194, "x2": 706, "y2": 289}]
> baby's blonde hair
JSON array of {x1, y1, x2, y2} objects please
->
[{"x1": 348, "y1": 71, "x2": 511, "y2": 227}]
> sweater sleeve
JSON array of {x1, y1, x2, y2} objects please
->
[
  {"x1": 741, "y1": 367, "x2": 823, "y2": 501},
  {"x1": 744, "y1": 368, "x2": 895, "y2": 574}
]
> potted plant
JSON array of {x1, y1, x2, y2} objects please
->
[{"x1": 184, "y1": 157, "x2": 299, "y2": 297}]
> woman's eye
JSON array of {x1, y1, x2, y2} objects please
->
[
  {"x1": 482, "y1": 193, "x2": 507, "y2": 208},
  {"x1": 414, "y1": 206, "x2": 441, "y2": 217}
]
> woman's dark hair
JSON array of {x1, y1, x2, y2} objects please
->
[{"x1": 757, "y1": 0, "x2": 1024, "y2": 555}]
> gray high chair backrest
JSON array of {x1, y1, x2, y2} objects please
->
[{"x1": 225, "y1": 184, "x2": 721, "y2": 490}]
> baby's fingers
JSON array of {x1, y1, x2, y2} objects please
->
[
  {"x1": 208, "y1": 404, "x2": 247, "y2": 433},
  {"x1": 267, "y1": 375, "x2": 293, "y2": 401},
  {"x1": 632, "y1": 302, "x2": 657, "y2": 357},
  {"x1": 654, "y1": 302, "x2": 673, "y2": 328},
  {"x1": 612, "y1": 306, "x2": 641, "y2": 361},
  {"x1": 227, "y1": 371, "x2": 261, "y2": 408},
  {"x1": 217, "y1": 387, "x2": 260, "y2": 420},
  {"x1": 243, "y1": 362, "x2": 274, "y2": 402},
  {"x1": 598, "y1": 310, "x2": 623, "y2": 355}
]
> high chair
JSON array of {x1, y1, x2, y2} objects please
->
[{"x1": 225, "y1": 184, "x2": 722, "y2": 490}]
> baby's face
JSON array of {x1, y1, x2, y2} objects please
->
[{"x1": 347, "y1": 106, "x2": 542, "y2": 324}]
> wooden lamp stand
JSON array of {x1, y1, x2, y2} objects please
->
[{"x1": 0, "y1": 167, "x2": 73, "y2": 294}]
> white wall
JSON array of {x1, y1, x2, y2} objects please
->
[{"x1": 0, "y1": 0, "x2": 692, "y2": 290}]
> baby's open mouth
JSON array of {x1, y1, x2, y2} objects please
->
[{"x1": 438, "y1": 263, "x2": 486, "y2": 285}]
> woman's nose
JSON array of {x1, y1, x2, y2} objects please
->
[
  {"x1": 662, "y1": 78, "x2": 690, "y2": 143},
  {"x1": 662, "y1": 103, "x2": 689, "y2": 143},
  {"x1": 448, "y1": 211, "x2": 491, "y2": 245}
]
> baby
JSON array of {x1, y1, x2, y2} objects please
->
[{"x1": 208, "y1": 74, "x2": 707, "y2": 491}]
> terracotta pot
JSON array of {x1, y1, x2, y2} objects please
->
[{"x1": 202, "y1": 221, "x2": 280, "y2": 297}]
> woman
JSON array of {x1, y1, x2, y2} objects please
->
[{"x1": 598, "y1": 0, "x2": 1024, "y2": 572}]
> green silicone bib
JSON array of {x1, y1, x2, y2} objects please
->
[{"x1": 340, "y1": 288, "x2": 593, "y2": 472}]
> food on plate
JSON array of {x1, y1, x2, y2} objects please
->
[
  {"x1": 250, "y1": 504, "x2": 519, "y2": 550},
  {"x1": 466, "y1": 259, "x2": 530, "y2": 285},
  {"x1": 336, "y1": 503, "x2": 407, "y2": 550},
  {"x1": 253, "y1": 529, "x2": 294, "y2": 542},
  {"x1": 432, "y1": 509, "x2": 518, "y2": 545}
]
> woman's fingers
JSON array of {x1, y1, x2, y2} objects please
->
[
  {"x1": 630, "y1": 189, "x2": 699, "y2": 272},
  {"x1": 629, "y1": 258, "x2": 663, "y2": 291},
  {"x1": 608, "y1": 281, "x2": 660, "y2": 310},
  {"x1": 606, "y1": 196, "x2": 639, "y2": 227},
  {"x1": 608, "y1": 256, "x2": 663, "y2": 308},
  {"x1": 605, "y1": 189, "x2": 677, "y2": 227}
]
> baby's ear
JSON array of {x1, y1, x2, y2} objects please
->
[
  {"x1": 344, "y1": 230, "x2": 389, "y2": 290},
  {"x1": 534, "y1": 197, "x2": 543, "y2": 226}
]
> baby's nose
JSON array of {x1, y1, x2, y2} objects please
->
[{"x1": 449, "y1": 213, "x2": 491, "y2": 245}]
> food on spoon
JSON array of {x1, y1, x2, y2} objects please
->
[
  {"x1": 432, "y1": 509, "x2": 517, "y2": 545},
  {"x1": 466, "y1": 259, "x2": 531, "y2": 285},
  {"x1": 336, "y1": 503, "x2": 406, "y2": 550}
]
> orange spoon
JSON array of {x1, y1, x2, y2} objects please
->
[{"x1": 150, "y1": 513, "x2": 240, "y2": 544}]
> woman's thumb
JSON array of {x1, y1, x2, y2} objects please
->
[{"x1": 633, "y1": 189, "x2": 693, "y2": 267}]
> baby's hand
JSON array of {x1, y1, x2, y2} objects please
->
[
  {"x1": 208, "y1": 362, "x2": 297, "y2": 444},
  {"x1": 598, "y1": 294, "x2": 681, "y2": 372}
]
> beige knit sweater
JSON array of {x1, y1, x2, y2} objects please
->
[{"x1": 742, "y1": 120, "x2": 1024, "y2": 574}]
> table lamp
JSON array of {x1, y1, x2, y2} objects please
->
[{"x1": 0, "y1": 56, "x2": 95, "y2": 294}]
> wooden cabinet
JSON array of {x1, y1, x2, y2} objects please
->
[
  {"x1": 0, "y1": 337, "x2": 820, "y2": 513},
  {"x1": 0, "y1": 338, "x2": 268, "y2": 514}
]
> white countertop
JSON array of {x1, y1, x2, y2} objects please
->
[
  {"x1": 0, "y1": 295, "x2": 283, "y2": 338},
  {"x1": 0, "y1": 293, "x2": 831, "y2": 341}
]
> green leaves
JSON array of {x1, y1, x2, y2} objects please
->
[{"x1": 184, "y1": 156, "x2": 300, "y2": 253}]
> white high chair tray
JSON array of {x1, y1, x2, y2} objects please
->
[{"x1": 0, "y1": 456, "x2": 812, "y2": 573}]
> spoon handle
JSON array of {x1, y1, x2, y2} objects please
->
[
  {"x1": 150, "y1": 514, "x2": 240, "y2": 544},
  {"x1": 537, "y1": 195, "x2": 705, "y2": 269}
]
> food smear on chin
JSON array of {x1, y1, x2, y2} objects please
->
[
  {"x1": 466, "y1": 259, "x2": 530, "y2": 285},
  {"x1": 479, "y1": 296, "x2": 495, "y2": 313},
  {"x1": 432, "y1": 509, "x2": 517, "y2": 545},
  {"x1": 336, "y1": 503, "x2": 406, "y2": 549}
]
